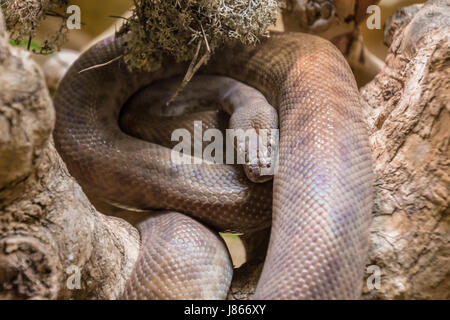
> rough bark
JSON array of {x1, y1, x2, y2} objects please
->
[
  {"x1": 0, "y1": 9, "x2": 140, "y2": 299},
  {"x1": 360, "y1": 0, "x2": 449, "y2": 299}
]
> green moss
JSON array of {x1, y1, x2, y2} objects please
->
[
  {"x1": 9, "y1": 38, "x2": 43, "y2": 50},
  {"x1": 118, "y1": 0, "x2": 281, "y2": 71}
]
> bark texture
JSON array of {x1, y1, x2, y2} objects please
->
[
  {"x1": 0, "y1": 9, "x2": 140, "y2": 299},
  {"x1": 360, "y1": 0, "x2": 449, "y2": 299}
]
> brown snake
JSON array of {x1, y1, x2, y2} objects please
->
[{"x1": 53, "y1": 32, "x2": 374, "y2": 299}]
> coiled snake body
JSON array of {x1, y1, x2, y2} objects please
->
[{"x1": 54, "y1": 32, "x2": 373, "y2": 299}]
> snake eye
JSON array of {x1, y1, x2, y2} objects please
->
[{"x1": 297, "y1": 0, "x2": 336, "y2": 32}]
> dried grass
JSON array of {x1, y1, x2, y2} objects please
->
[
  {"x1": 118, "y1": 0, "x2": 281, "y2": 71},
  {"x1": 1, "y1": 0, "x2": 70, "y2": 53}
]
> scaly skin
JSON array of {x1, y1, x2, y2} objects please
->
[
  {"x1": 54, "y1": 32, "x2": 373, "y2": 299},
  {"x1": 121, "y1": 75, "x2": 279, "y2": 183}
]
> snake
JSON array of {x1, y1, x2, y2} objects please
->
[{"x1": 53, "y1": 31, "x2": 374, "y2": 299}]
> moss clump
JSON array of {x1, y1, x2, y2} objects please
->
[
  {"x1": 1, "y1": 0, "x2": 70, "y2": 53},
  {"x1": 118, "y1": 0, "x2": 280, "y2": 71}
]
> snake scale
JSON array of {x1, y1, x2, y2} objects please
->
[{"x1": 53, "y1": 32, "x2": 374, "y2": 299}]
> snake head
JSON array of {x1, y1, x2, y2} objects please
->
[{"x1": 286, "y1": 0, "x2": 336, "y2": 33}]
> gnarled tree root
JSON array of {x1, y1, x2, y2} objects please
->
[{"x1": 0, "y1": 10, "x2": 139, "y2": 300}]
